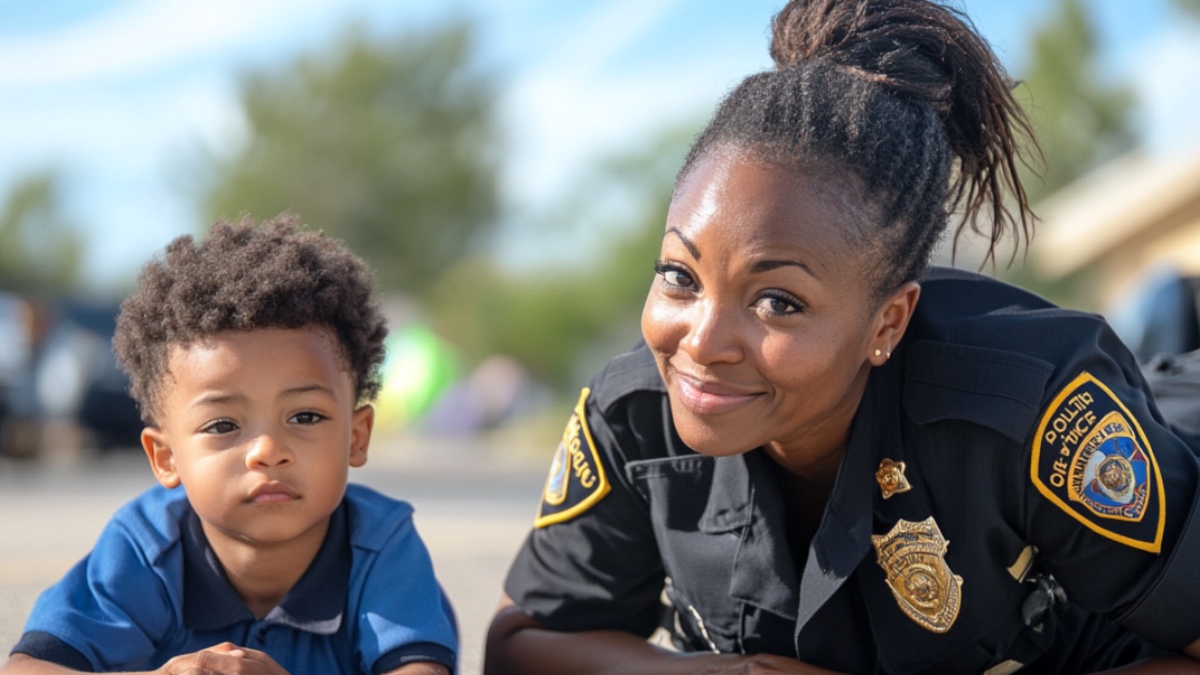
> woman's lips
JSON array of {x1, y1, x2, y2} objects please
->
[{"x1": 672, "y1": 373, "x2": 761, "y2": 415}]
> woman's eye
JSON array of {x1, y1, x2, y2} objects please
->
[
  {"x1": 202, "y1": 419, "x2": 238, "y2": 435},
  {"x1": 654, "y1": 260, "x2": 696, "y2": 290},
  {"x1": 754, "y1": 293, "x2": 803, "y2": 316},
  {"x1": 290, "y1": 412, "x2": 325, "y2": 425}
]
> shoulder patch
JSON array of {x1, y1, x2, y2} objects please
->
[
  {"x1": 1030, "y1": 371, "x2": 1166, "y2": 553},
  {"x1": 534, "y1": 388, "x2": 611, "y2": 528}
]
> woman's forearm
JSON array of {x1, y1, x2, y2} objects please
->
[{"x1": 483, "y1": 600, "x2": 838, "y2": 675}]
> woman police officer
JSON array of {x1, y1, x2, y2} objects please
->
[{"x1": 485, "y1": 0, "x2": 1200, "y2": 672}]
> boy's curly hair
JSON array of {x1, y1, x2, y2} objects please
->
[{"x1": 114, "y1": 213, "x2": 389, "y2": 425}]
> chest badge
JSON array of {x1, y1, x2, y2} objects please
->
[
  {"x1": 872, "y1": 517, "x2": 963, "y2": 634},
  {"x1": 875, "y1": 458, "x2": 911, "y2": 499}
]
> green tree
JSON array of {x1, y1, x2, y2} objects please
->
[
  {"x1": 429, "y1": 127, "x2": 694, "y2": 391},
  {"x1": 1173, "y1": 0, "x2": 1200, "y2": 18},
  {"x1": 1015, "y1": 0, "x2": 1136, "y2": 205},
  {"x1": 200, "y1": 22, "x2": 498, "y2": 298},
  {"x1": 0, "y1": 171, "x2": 82, "y2": 293}
]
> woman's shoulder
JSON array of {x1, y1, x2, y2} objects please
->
[
  {"x1": 586, "y1": 340, "x2": 666, "y2": 412},
  {"x1": 912, "y1": 266, "x2": 1119, "y2": 368},
  {"x1": 904, "y1": 267, "x2": 1141, "y2": 445}
]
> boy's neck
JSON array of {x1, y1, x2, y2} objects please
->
[{"x1": 201, "y1": 517, "x2": 331, "y2": 620}]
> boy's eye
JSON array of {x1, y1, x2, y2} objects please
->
[
  {"x1": 201, "y1": 419, "x2": 238, "y2": 435},
  {"x1": 289, "y1": 411, "x2": 326, "y2": 425}
]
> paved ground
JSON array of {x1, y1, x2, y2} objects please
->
[{"x1": 0, "y1": 435, "x2": 550, "y2": 675}]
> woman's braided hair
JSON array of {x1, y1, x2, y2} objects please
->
[
  {"x1": 680, "y1": 0, "x2": 1037, "y2": 298},
  {"x1": 114, "y1": 213, "x2": 388, "y2": 424}
]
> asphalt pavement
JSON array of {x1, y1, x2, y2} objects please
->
[{"x1": 0, "y1": 434, "x2": 550, "y2": 675}]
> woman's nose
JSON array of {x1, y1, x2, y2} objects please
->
[{"x1": 679, "y1": 299, "x2": 743, "y2": 366}]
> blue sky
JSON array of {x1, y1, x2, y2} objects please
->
[{"x1": 0, "y1": 0, "x2": 1197, "y2": 291}]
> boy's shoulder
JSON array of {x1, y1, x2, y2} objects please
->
[
  {"x1": 343, "y1": 483, "x2": 417, "y2": 552},
  {"x1": 107, "y1": 484, "x2": 192, "y2": 564}
]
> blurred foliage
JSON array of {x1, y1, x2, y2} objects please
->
[
  {"x1": 429, "y1": 127, "x2": 696, "y2": 391},
  {"x1": 199, "y1": 21, "x2": 498, "y2": 298},
  {"x1": 1014, "y1": 0, "x2": 1136, "y2": 206},
  {"x1": 1001, "y1": 0, "x2": 1135, "y2": 308},
  {"x1": 0, "y1": 171, "x2": 82, "y2": 294},
  {"x1": 1173, "y1": 0, "x2": 1200, "y2": 18}
]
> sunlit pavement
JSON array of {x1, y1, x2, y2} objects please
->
[{"x1": 0, "y1": 435, "x2": 549, "y2": 675}]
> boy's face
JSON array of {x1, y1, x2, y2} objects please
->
[{"x1": 141, "y1": 327, "x2": 372, "y2": 551}]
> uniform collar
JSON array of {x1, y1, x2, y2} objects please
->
[
  {"x1": 182, "y1": 500, "x2": 351, "y2": 634},
  {"x1": 796, "y1": 364, "x2": 897, "y2": 633},
  {"x1": 706, "y1": 364, "x2": 898, "y2": 625}
]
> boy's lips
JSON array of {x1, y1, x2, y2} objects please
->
[{"x1": 247, "y1": 482, "x2": 300, "y2": 504}]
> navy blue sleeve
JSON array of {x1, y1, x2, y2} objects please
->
[
  {"x1": 10, "y1": 631, "x2": 94, "y2": 671},
  {"x1": 372, "y1": 641, "x2": 456, "y2": 674},
  {"x1": 1024, "y1": 322, "x2": 1200, "y2": 650},
  {"x1": 503, "y1": 387, "x2": 666, "y2": 636}
]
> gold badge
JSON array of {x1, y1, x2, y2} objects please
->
[
  {"x1": 872, "y1": 517, "x2": 963, "y2": 633},
  {"x1": 875, "y1": 458, "x2": 911, "y2": 499}
]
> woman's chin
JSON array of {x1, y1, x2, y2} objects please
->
[{"x1": 672, "y1": 413, "x2": 760, "y2": 458}]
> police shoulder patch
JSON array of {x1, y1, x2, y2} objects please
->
[
  {"x1": 1030, "y1": 371, "x2": 1166, "y2": 553},
  {"x1": 534, "y1": 387, "x2": 611, "y2": 528}
]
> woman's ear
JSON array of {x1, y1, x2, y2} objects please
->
[
  {"x1": 141, "y1": 427, "x2": 181, "y2": 488},
  {"x1": 868, "y1": 281, "x2": 920, "y2": 367},
  {"x1": 349, "y1": 404, "x2": 375, "y2": 468}
]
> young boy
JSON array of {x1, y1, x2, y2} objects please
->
[{"x1": 1, "y1": 215, "x2": 456, "y2": 675}]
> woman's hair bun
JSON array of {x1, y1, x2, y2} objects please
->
[
  {"x1": 769, "y1": 0, "x2": 977, "y2": 112},
  {"x1": 768, "y1": 0, "x2": 1036, "y2": 267}
]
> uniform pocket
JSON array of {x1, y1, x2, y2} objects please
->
[{"x1": 627, "y1": 455, "x2": 745, "y2": 653}]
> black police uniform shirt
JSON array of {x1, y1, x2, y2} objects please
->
[{"x1": 504, "y1": 267, "x2": 1200, "y2": 675}]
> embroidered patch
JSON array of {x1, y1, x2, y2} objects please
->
[
  {"x1": 534, "y1": 388, "x2": 611, "y2": 528},
  {"x1": 1030, "y1": 371, "x2": 1166, "y2": 553},
  {"x1": 872, "y1": 517, "x2": 963, "y2": 634}
]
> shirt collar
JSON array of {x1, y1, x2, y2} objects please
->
[
  {"x1": 706, "y1": 361, "x2": 900, "y2": 625},
  {"x1": 182, "y1": 500, "x2": 351, "y2": 634},
  {"x1": 795, "y1": 362, "x2": 898, "y2": 632}
]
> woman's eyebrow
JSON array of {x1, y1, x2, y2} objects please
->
[
  {"x1": 664, "y1": 228, "x2": 701, "y2": 260},
  {"x1": 750, "y1": 259, "x2": 816, "y2": 278}
]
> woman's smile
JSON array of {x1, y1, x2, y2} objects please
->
[{"x1": 669, "y1": 368, "x2": 763, "y2": 416}]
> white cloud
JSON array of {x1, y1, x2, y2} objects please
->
[{"x1": 0, "y1": 0, "x2": 352, "y2": 86}]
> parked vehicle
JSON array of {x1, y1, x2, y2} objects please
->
[{"x1": 0, "y1": 296, "x2": 142, "y2": 459}]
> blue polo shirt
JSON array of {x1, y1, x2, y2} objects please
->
[{"x1": 12, "y1": 483, "x2": 457, "y2": 674}]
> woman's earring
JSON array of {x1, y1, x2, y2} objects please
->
[{"x1": 873, "y1": 349, "x2": 882, "y2": 357}]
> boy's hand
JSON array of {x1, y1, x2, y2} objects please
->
[{"x1": 157, "y1": 643, "x2": 289, "y2": 675}]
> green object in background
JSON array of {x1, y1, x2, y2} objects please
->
[{"x1": 375, "y1": 324, "x2": 458, "y2": 429}]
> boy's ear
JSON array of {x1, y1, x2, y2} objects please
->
[
  {"x1": 349, "y1": 405, "x2": 374, "y2": 468},
  {"x1": 141, "y1": 427, "x2": 181, "y2": 488}
]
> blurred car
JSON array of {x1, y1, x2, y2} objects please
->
[
  {"x1": 33, "y1": 299, "x2": 143, "y2": 452},
  {"x1": 0, "y1": 292, "x2": 38, "y2": 457},
  {"x1": 0, "y1": 297, "x2": 142, "y2": 459},
  {"x1": 1108, "y1": 268, "x2": 1200, "y2": 363}
]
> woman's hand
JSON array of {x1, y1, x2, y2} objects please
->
[{"x1": 156, "y1": 643, "x2": 289, "y2": 675}]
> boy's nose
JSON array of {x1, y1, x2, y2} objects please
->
[{"x1": 245, "y1": 433, "x2": 294, "y2": 468}]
